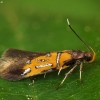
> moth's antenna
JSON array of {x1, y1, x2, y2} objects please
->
[
  {"x1": 67, "y1": 19, "x2": 96, "y2": 62},
  {"x1": 67, "y1": 19, "x2": 91, "y2": 52}
]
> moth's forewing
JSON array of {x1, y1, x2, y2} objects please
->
[{"x1": 0, "y1": 48, "x2": 47, "y2": 81}]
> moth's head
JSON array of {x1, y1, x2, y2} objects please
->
[
  {"x1": 70, "y1": 50, "x2": 96, "y2": 62},
  {"x1": 84, "y1": 52, "x2": 94, "y2": 62}
]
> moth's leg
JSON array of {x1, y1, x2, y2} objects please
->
[
  {"x1": 56, "y1": 64, "x2": 77, "y2": 90},
  {"x1": 58, "y1": 67, "x2": 62, "y2": 75},
  {"x1": 79, "y1": 62, "x2": 83, "y2": 82}
]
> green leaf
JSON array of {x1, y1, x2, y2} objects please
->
[{"x1": 0, "y1": 0, "x2": 100, "y2": 100}]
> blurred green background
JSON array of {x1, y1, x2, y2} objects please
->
[{"x1": 0, "y1": 0, "x2": 100, "y2": 100}]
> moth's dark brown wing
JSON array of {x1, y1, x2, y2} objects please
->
[
  {"x1": 1, "y1": 48, "x2": 48, "y2": 59},
  {"x1": 0, "y1": 48, "x2": 48, "y2": 81}
]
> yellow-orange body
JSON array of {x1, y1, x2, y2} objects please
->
[{"x1": 23, "y1": 51, "x2": 71, "y2": 77}]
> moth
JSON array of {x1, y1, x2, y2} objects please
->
[{"x1": 0, "y1": 19, "x2": 96, "y2": 89}]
